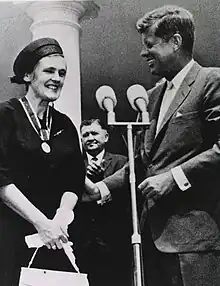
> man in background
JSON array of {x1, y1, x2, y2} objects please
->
[{"x1": 73, "y1": 119, "x2": 131, "y2": 286}]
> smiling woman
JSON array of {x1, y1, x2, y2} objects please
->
[
  {"x1": 24, "y1": 55, "x2": 67, "y2": 104},
  {"x1": 0, "y1": 38, "x2": 85, "y2": 286}
]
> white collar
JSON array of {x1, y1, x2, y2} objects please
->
[
  {"x1": 87, "y1": 149, "x2": 105, "y2": 164},
  {"x1": 171, "y1": 59, "x2": 194, "y2": 90}
]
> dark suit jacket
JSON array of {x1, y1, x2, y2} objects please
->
[
  {"x1": 74, "y1": 151, "x2": 130, "y2": 249},
  {"x1": 103, "y1": 62, "x2": 220, "y2": 253}
]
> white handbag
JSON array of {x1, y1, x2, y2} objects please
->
[
  {"x1": 19, "y1": 267, "x2": 89, "y2": 286},
  {"x1": 19, "y1": 236, "x2": 89, "y2": 286}
]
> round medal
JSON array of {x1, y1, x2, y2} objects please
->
[{"x1": 41, "y1": 142, "x2": 51, "y2": 153}]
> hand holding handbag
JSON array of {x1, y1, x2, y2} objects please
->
[{"x1": 19, "y1": 234, "x2": 89, "y2": 286}]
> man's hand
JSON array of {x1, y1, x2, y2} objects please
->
[
  {"x1": 138, "y1": 171, "x2": 176, "y2": 200},
  {"x1": 86, "y1": 161, "x2": 104, "y2": 178}
]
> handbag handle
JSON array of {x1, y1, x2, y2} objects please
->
[
  {"x1": 28, "y1": 248, "x2": 39, "y2": 268},
  {"x1": 27, "y1": 243, "x2": 80, "y2": 273}
]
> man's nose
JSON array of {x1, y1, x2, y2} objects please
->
[{"x1": 88, "y1": 133, "x2": 95, "y2": 140}]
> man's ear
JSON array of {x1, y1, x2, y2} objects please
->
[
  {"x1": 104, "y1": 132, "x2": 109, "y2": 143},
  {"x1": 171, "y1": 33, "x2": 182, "y2": 52},
  {"x1": 23, "y1": 73, "x2": 32, "y2": 83}
]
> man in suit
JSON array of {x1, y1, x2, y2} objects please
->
[
  {"x1": 73, "y1": 119, "x2": 131, "y2": 286},
  {"x1": 84, "y1": 5, "x2": 220, "y2": 286}
]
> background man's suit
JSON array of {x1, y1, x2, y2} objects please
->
[{"x1": 73, "y1": 151, "x2": 131, "y2": 286}]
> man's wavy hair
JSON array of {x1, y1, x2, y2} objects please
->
[
  {"x1": 136, "y1": 5, "x2": 195, "y2": 56},
  {"x1": 80, "y1": 119, "x2": 108, "y2": 132}
]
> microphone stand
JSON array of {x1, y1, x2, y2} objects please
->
[{"x1": 108, "y1": 120, "x2": 149, "y2": 286}]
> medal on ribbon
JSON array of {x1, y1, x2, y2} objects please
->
[
  {"x1": 19, "y1": 97, "x2": 52, "y2": 154},
  {"x1": 41, "y1": 142, "x2": 51, "y2": 153}
]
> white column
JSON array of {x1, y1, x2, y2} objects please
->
[{"x1": 18, "y1": 1, "x2": 99, "y2": 130}]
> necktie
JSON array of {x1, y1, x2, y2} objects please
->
[
  {"x1": 89, "y1": 156, "x2": 103, "y2": 182},
  {"x1": 156, "y1": 80, "x2": 175, "y2": 134}
]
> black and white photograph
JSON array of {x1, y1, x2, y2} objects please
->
[{"x1": 0, "y1": 1, "x2": 220, "y2": 285}]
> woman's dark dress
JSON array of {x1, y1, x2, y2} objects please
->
[{"x1": 0, "y1": 98, "x2": 85, "y2": 286}]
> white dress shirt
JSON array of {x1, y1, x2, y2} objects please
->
[
  {"x1": 156, "y1": 59, "x2": 194, "y2": 191},
  {"x1": 156, "y1": 59, "x2": 195, "y2": 134},
  {"x1": 87, "y1": 149, "x2": 105, "y2": 166}
]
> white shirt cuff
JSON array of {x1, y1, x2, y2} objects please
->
[
  {"x1": 171, "y1": 166, "x2": 191, "y2": 191},
  {"x1": 96, "y1": 181, "x2": 112, "y2": 205}
]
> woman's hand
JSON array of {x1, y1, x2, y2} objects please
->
[
  {"x1": 34, "y1": 218, "x2": 68, "y2": 250},
  {"x1": 52, "y1": 207, "x2": 74, "y2": 238},
  {"x1": 0, "y1": 184, "x2": 68, "y2": 250}
]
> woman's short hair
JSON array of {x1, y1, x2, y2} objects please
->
[
  {"x1": 136, "y1": 5, "x2": 195, "y2": 56},
  {"x1": 11, "y1": 37, "x2": 63, "y2": 84}
]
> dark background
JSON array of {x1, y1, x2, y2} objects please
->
[{"x1": 0, "y1": 0, "x2": 219, "y2": 154}]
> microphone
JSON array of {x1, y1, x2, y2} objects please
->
[
  {"x1": 127, "y1": 84, "x2": 149, "y2": 123},
  {"x1": 96, "y1": 85, "x2": 117, "y2": 123}
]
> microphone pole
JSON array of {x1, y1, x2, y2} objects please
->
[
  {"x1": 96, "y1": 85, "x2": 149, "y2": 286},
  {"x1": 127, "y1": 121, "x2": 145, "y2": 286},
  {"x1": 108, "y1": 121, "x2": 148, "y2": 286}
]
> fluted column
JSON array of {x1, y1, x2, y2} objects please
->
[{"x1": 17, "y1": 1, "x2": 99, "y2": 129}]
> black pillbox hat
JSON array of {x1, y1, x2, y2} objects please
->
[{"x1": 11, "y1": 37, "x2": 63, "y2": 84}]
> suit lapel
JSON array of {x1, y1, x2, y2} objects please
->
[
  {"x1": 153, "y1": 62, "x2": 201, "y2": 142},
  {"x1": 84, "y1": 151, "x2": 112, "y2": 170},
  {"x1": 102, "y1": 152, "x2": 112, "y2": 171},
  {"x1": 143, "y1": 82, "x2": 167, "y2": 155},
  {"x1": 155, "y1": 81, "x2": 191, "y2": 136}
]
